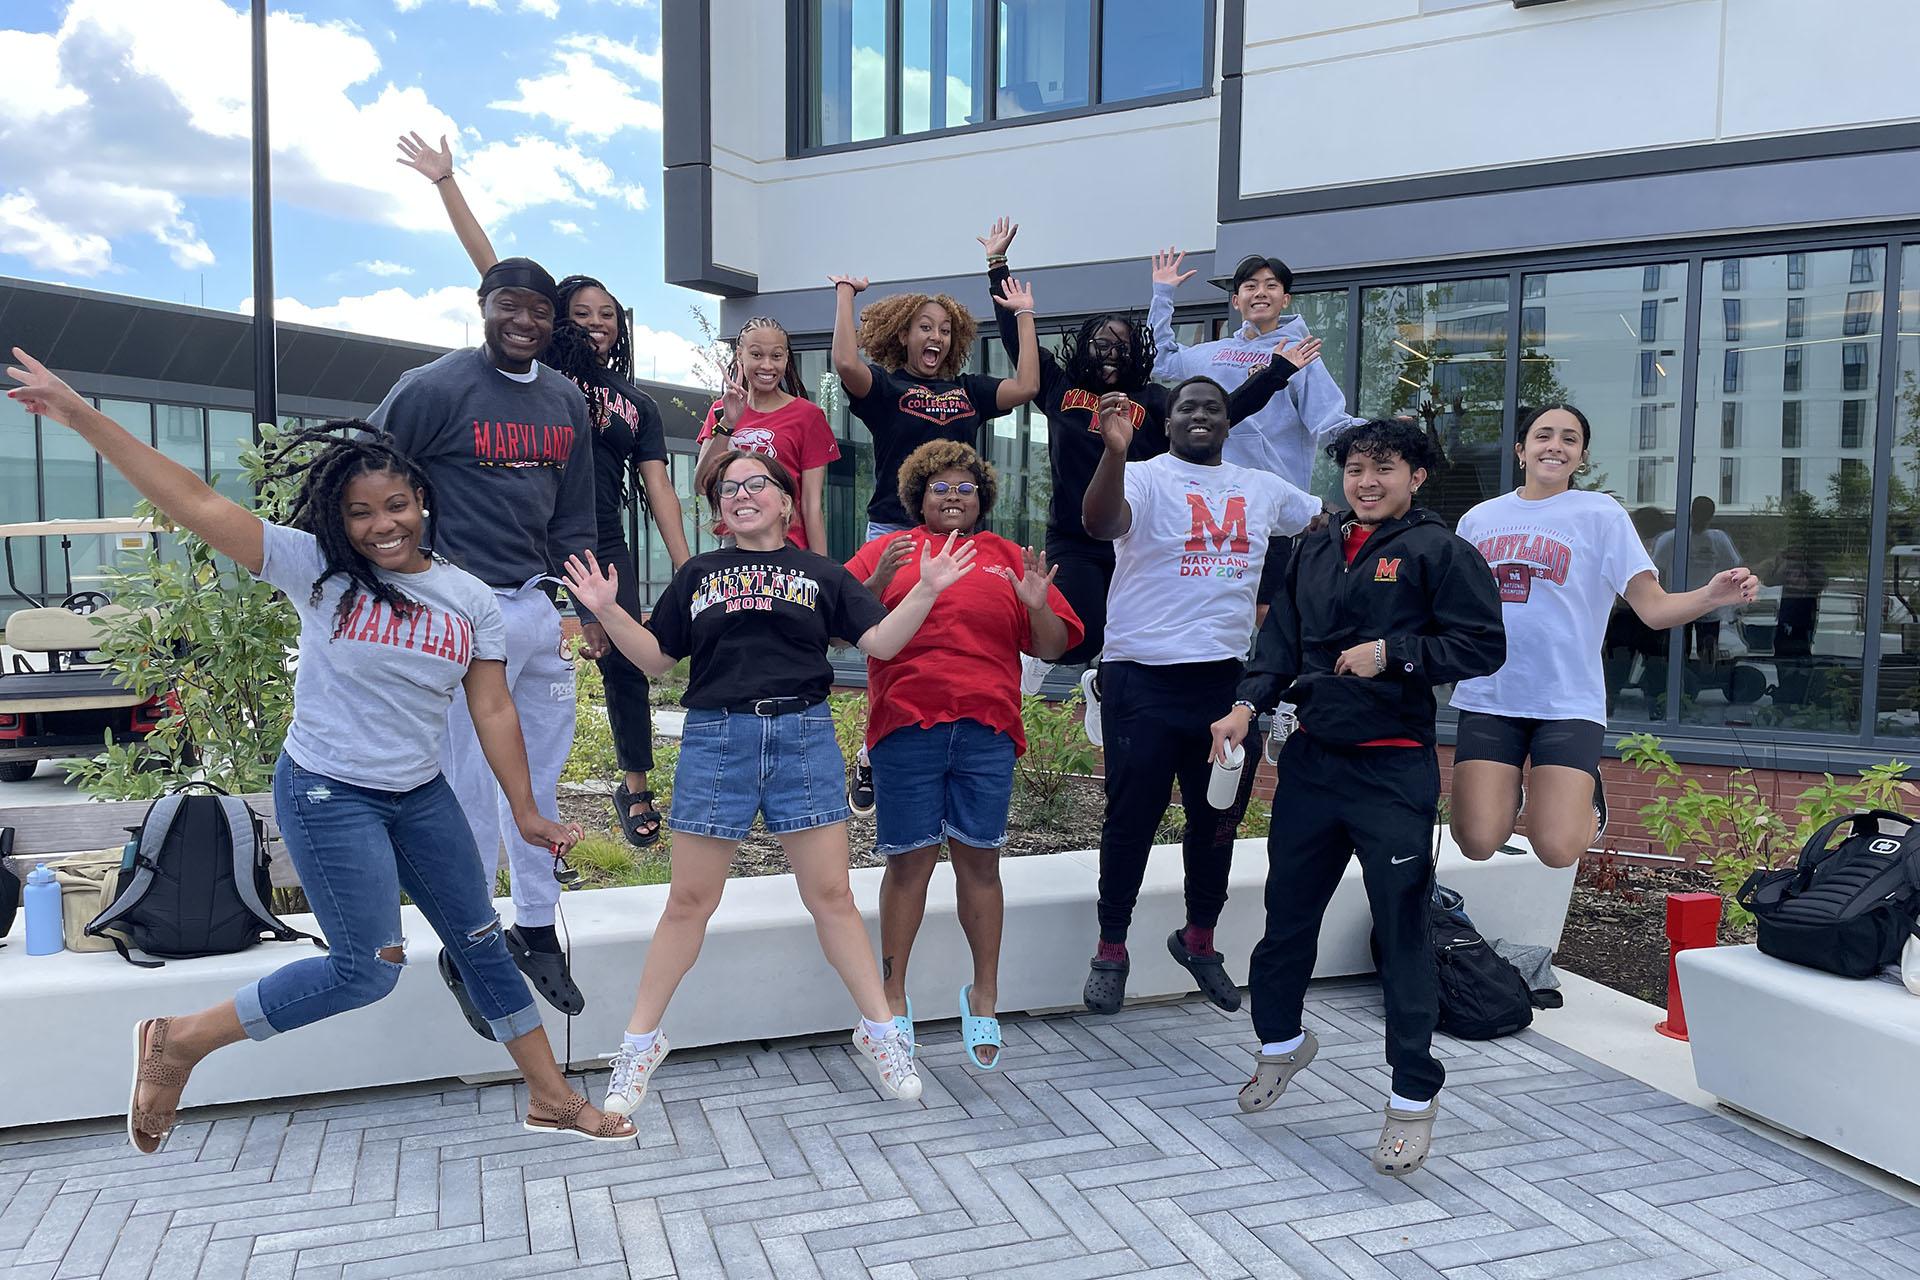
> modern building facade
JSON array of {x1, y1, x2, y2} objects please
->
[
  {"x1": 0, "y1": 275, "x2": 712, "y2": 623},
  {"x1": 660, "y1": 0, "x2": 1920, "y2": 772}
]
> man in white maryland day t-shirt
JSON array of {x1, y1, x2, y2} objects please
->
[{"x1": 1076, "y1": 374, "x2": 1319, "y2": 1019}]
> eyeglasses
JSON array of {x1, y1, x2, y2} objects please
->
[
  {"x1": 929, "y1": 481, "x2": 978, "y2": 495},
  {"x1": 1087, "y1": 339, "x2": 1132, "y2": 358},
  {"x1": 718, "y1": 475, "x2": 778, "y2": 498}
]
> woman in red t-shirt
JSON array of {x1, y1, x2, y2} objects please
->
[
  {"x1": 845, "y1": 441, "x2": 1083, "y2": 1070},
  {"x1": 696, "y1": 317, "x2": 839, "y2": 551}
]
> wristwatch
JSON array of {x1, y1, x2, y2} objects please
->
[{"x1": 711, "y1": 406, "x2": 732, "y2": 437}]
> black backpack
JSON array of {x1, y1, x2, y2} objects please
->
[
  {"x1": 1738, "y1": 809, "x2": 1920, "y2": 979},
  {"x1": 0, "y1": 826, "x2": 17, "y2": 946},
  {"x1": 85, "y1": 787, "x2": 320, "y2": 967},
  {"x1": 1371, "y1": 884, "x2": 1536, "y2": 1039}
]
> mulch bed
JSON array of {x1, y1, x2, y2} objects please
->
[{"x1": 1554, "y1": 856, "x2": 1756, "y2": 1006}]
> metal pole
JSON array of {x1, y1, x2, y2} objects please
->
[{"x1": 250, "y1": 0, "x2": 277, "y2": 434}]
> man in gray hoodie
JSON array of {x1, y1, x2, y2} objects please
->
[{"x1": 1148, "y1": 251, "x2": 1360, "y2": 492}]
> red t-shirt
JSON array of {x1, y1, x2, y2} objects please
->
[
  {"x1": 845, "y1": 527, "x2": 1084, "y2": 755},
  {"x1": 698, "y1": 397, "x2": 841, "y2": 549},
  {"x1": 1342, "y1": 522, "x2": 1420, "y2": 750}
]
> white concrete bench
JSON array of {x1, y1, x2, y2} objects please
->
[
  {"x1": 1677, "y1": 944, "x2": 1920, "y2": 1184},
  {"x1": 0, "y1": 833, "x2": 1574, "y2": 1128}
]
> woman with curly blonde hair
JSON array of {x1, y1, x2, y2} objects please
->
[{"x1": 844, "y1": 440, "x2": 1081, "y2": 1071}]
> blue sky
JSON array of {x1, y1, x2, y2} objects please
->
[{"x1": 0, "y1": 0, "x2": 717, "y2": 383}]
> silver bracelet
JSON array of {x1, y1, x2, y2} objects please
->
[
  {"x1": 1374, "y1": 639, "x2": 1385, "y2": 674},
  {"x1": 1016, "y1": 308, "x2": 1035, "y2": 317}
]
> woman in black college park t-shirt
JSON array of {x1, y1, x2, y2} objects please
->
[
  {"x1": 827, "y1": 268, "x2": 1043, "y2": 540},
  {"x1": 562, "y1": 451, "x2": 976, "y2": 1117}
]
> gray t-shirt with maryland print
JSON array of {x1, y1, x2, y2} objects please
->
[{"x1": 260, "y1": 522, "x2": 506, "y2": 791}]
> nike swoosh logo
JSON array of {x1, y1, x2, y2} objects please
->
[{"x1": 1390, "y1": 855, "x2": 1422, "y2": 865}]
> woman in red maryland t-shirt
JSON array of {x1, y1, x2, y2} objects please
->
[
  {"x1": 845, "y1": 441, "x2": 1082, "y2": 1071},
  {"x1": 696, "y1": 317, "x2": 839, "y2": 551}
]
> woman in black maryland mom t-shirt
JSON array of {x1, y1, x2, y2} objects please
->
[
  {"x1": 561, "y1": 450, "x2": 976, "y2": 1116},
  {"x1": 828, "y1": 267, "x2": 1042, "y2": 539}
]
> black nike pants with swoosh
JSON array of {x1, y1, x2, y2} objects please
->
[{"x1": 1248, "y1": 733, "x2": 1445, "y2": 1101}]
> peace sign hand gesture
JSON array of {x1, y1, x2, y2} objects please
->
[
  {"x1": 1151, "y1": 247, "x2": 1196, "y2": 289},
  {"x1": 5, "y1": 348, "x2": 89, "y2": 428},
  {"x1": 1013, "y1": 546, "x2": 1059, "y2": 611},
  {"x1": 721, "y1": 361, "x2": 749, "y2": 423},
  {"x1": 395, "y1": 131, "x2": 454, "y2": 183}
]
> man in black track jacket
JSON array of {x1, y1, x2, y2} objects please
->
[{"x1": 1209, "y1": 417, "x2": 1505, "y2": 1179}]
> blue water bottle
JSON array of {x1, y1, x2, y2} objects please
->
[{"x1": 24, "y1": 863, "x2": 64, "y2": 955}]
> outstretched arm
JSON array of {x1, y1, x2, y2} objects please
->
[
  {"x1": 1624, "y1": 566, "x2": 1760, "y2": 631},
  {"x1": 6, "y1": 349, "x2": 264, "y2": 572},
  {"x1": 992, "y1": 275, "x2": 1041, "y2": 410},
  {"x1": 397, "y1": 131, "x2": 499, "y2": 275},
  {"x1": 561, "y1": 553, "x2": 678, "y2": 676},
  {"x1": 1081, "y1": 393, "x2": 1138, "y2": 541},
  {"x1": 1146, "y1": 246, "x2": 1198, "y2": 379},
  {"x1": 828, "y1": 275, "x2": 874, "y2": 399}
]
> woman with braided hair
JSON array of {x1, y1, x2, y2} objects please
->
[
  {"x1": 396, "y1": 131, "x2": 688, "y2": 849},
  {"x1": 5, "y1": 349, "x2": 636, "y2": 1151}
]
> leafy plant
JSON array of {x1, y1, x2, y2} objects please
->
[
  {"x1": 1619, "y1": 731, "x2": 1914, "y2": 925},
  {"x1": 829, "y1": 691, "x2": 868, "y2": 764},
  {"x1": 563, "y1": 658, "x2": 620, "y2": 785},
  {"x1": 1015, "y1": 693, "x2": 1098, "y2": 826},
  {"x1": 66, "y1": 424, "x2": 305, "y2": 798}
]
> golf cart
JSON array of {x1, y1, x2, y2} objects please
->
[{"x1": 0, "y1": 518, "x2": 173, "y2": 783}]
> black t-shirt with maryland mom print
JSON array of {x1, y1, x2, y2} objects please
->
[
  {"x1": 645, "y1": 545, "x2": 889, "y2": 709},
  {"x1": 370, "y1": 347, "x2": 597, "y2": 593},
  {"x1": 849, "y1": 361, "x2": 1006, "y2": 528}
]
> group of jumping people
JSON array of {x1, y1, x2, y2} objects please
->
[{"x1": 3, "y1": 136, "x2": 1763, "y2": 1175}]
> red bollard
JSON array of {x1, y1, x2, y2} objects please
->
[{"x1": 1655, "y1": 892, "x2": 1723, "y2": 1040}]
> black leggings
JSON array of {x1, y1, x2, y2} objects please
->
[
  {"x1": 1046, "y1": 534, "x2": 1114, "y2": 667},
  {"x1": 1095, "y1": 659, "x2": 1258, "y2": 944},
  {"x1": 593, "y1": 542, "x2": 654, "y2": 776}
]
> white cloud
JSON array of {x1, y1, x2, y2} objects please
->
[
  {"x1": 359, "y1": 260, "x2": 415, "y2": 277},
  {"x1": 550, "y1": 219, "x2": 582, "y2": 237},
  {"x1": 489, "y1": 37, "x2": 664, "y2": 139},
  {"x1": 0, "y1": 0, "x2": 654, "y2": 276},
  {"x1": 627, "y1": 324, "x2": 710, "y2": 386},
  {"x1": 393, "y1": 0, "x2": 556, "y2": 16}
]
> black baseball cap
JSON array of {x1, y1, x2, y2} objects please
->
[
  {"x1": 1227, "y1": 254, "x2": 1294, "y2": 293},
  {"x1": 477, "y1": 256, "x2": 562, "y2": 308}
]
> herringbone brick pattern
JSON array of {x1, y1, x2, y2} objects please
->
[{"x1": 3, "y1": 981, "x2": 1915, "y2": 1278}]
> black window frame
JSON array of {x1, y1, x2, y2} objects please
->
[
  {"x1": 1781, "y1": 399, "x2": 1802, "y2": 449},
  {"x1": 1852, "y1": 247, "x2": 1875, "y2": 283},
  {"x1": 789, "y1": 0, "x2": 1217, "y2": 157},
  {"x1": 1841, "y1": 398, "x2": 1868, "y2": 449},
  {"x1": 1786, "y1": 296, "x2": 1805, "y2": 339},
  {"x1": 1782, "y1": 344, "x2": 1802, "y2": 392},
  {"x1": 1843, "y1": 342, "x2": 1871, "y2": 391}
]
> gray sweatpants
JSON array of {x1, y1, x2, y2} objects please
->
[{"x1": 441, "y1": 582, "x2": 576, "y2": 927}]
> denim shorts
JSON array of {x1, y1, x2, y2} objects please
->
[
  {"x1": 669, "y1": 704, "x2": 852, "y2": 839},
  {"x1": 869, "y1": 718, "x2": 1016, "y2": 856},
  {"x1": 864, "y1": 520, "x2": 913, "y2": 545}
]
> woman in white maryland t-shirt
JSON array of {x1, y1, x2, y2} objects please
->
[{"x1": 1449, "y1": 405, "x2": 1759, "y2": 869}]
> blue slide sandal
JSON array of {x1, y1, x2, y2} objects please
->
[{"x1": 959, "y1": 983, "x2": 1003, "y2": 1072}]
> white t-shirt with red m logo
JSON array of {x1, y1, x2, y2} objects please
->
[{"x1": 1104, "y1": 453, "x2": 1319, "y2": 664}]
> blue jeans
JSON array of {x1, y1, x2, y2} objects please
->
[
  {"x1": 237, "y1": 755, "x2": 544, "y2": 1043},
  {"x1": 670, "y1": 704, "x2": 851, "y2": 839},
  {"x1": 869, "y1": 718, "x2": 1016, "y2": 855}
]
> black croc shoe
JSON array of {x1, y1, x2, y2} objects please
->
[
  {"x1": 438, "y1": 949, "x2": 497, "y2": 1041},
  {"x1": 505, "y1": 926, "x2": 585, "y2": 1015},
  {"x1": 1167, "y1": 930, "x2": 1243, "y2": 1012},
  {"x1": 1083, "y1": 956, "x2": 1129, "y2": 1015}
]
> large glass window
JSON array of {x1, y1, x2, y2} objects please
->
[
  {"x1": 1876, "y1": 244, "x2": 1920, "y2": 736},
  {"x1": 1292, "y1": 289, "x2": 1350, "y2": 503},
  {"x1": 800, "y1": 0, "x2": 1210, "y2": 150},
  {"x1": 98, "y1": 399, "x2": 153, "y2": 519},
  {"x1": 1686, "y1": 247, "x2": 1885, "y2": 735},
  {"x1": 208, "y1": 409, "x2": 255, "y2": 499},
  {"x1": 0, "y1": 397, "x2": 41, "y2": 607}
]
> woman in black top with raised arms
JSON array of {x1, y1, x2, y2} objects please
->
[
  {"x1": 976, "y1": 217, "x2": 1323, "y2": 687},
  {"x1": 398, "y1": 131, "x2": 688, "y2": 848}
]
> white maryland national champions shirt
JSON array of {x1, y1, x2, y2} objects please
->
[
  {"x1": 1102, "y1": 453, "x2": 1319, "y2": 665},
  {"x1": 1451, "y1": 488, "x2": 1658, "y2": 726}
]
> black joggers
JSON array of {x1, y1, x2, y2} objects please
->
[
  {"x1": 1249, "y1": 733, "x2": 1445, "y2": 1101},
  {"x1": 1095, "y1": 659, "x2": 1259, "y2": 944},
  {"x1": 594, "y1": 542, "x2": 655, "y2": 775}
]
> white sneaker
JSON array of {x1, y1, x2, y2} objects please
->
[
  {"x1": 1079, "y1": 668, "x2": 1103, "y2": 747},
  {"x1": 1019, "y1": 654, "x2": 1053, "y2": 697},
  {"x1": 603, "y1": 1032, "x2": 671, "y2": 1116},
  {"x1": 852, "y1": 1026, "x2": 923, "y2": 1102}
]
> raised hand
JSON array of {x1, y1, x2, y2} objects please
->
[
  {"x1": 993, "y1": 275, "x2": 1035, "y2": 313},
  {"x1": 395, "y1": 131, "x2": 454, "y2": 183},
  {"x1": 977, "y1": 216, "x2": 1018, "y2": 259},
  {"x1": 1096, "y1": 391, "x2": 1137, "y2": 454},
  {"x1": 721, "y1": 361, "x2": 749, "y2": 423},
  {"x1": 1708, "y1": 566, "x2": 1761, "y2": 606},
  {"x1": 1274, "y1": 336, "x2": 1323, "y2": 370},
  {"x1": 869, "y1": 533, "x2": 916, "y2": 592},
  {"x1": 917, "y1": 530, "x2": 978, "y2": 594},
  {"x1": 827, "y1": 274, "x2": 870, "y2": 294},
  {"x1": 1151, "y1": 246, "x2": 1196, "y2": 289},
  {"x1": 562, "y1": 551, "x2": 619, "y2": 616},
  {"x1": 5, "y1": 348, "x2": 90, "y2": 428},
  {"x1": 1014, "y1": 546, "x2": 1059, "y2": 610}
]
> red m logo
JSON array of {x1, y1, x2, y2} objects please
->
[{"x1": 1184, "y1": 493, "x2": 1250, "y2": 553}]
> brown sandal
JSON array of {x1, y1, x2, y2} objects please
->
[
  {"x1": 128, "y1": 1017, "x2": 189, "y2": 1154},
  {"x1": 523, "y1": 1092, "x2": 636, "y2": 1142}
]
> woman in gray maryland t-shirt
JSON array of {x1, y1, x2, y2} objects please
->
[{"x1": 5, "y1": 349, "x2": 637, "y2": 1151}]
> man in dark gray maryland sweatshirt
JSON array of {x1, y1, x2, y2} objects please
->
[{"x1": 370, "y1": 257, "x2": 596, "y2": 1017}]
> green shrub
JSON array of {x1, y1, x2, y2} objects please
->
[
  {"x1": 830, "y1": 691, "x2": 868, "y2": 762},
  {"x1": 1016, "y1": 693, "x2": 1098, "y2": 826},
  {"x1": 1620, "y1": 731, "x2": 1914, "y2": 925},
  {"x1": 563, "y1": 659, "x2": 620, "y2": 784}
]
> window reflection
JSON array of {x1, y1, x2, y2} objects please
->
[
  {"x1": 1688, "y1": 247, "x2": 1884, "y2": 735},
  {"x1": 1290, "y1": 289, "x2": 1350, "y2": 504},
  {"x1": 996, "y1": 0, "x2": 1091, "y2": 118},
  {"x1": 901, "y1": 0, "x2": 978, "y2": 134},
  {"x1": 1877, "y1": 244, "x2": 1920, "y2": 737},
  {"x1": 1101, "y1": 0, "x2": 1207, "y2": 103},
  {"x1": 808, "y1": 0, "x2": 888, "y2": 147}
]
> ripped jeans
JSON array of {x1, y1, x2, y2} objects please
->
[{"x1": 236, "y1": 754, "x2": 544, "y2": 1043}]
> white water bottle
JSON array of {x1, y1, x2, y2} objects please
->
[{"x1": 1208, "y1": 742, "x2": 1246, "y2": 809}]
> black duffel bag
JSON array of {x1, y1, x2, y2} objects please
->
[{"x1": 1738, "y1": 809, "x2": 1920, "y2": 979}]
